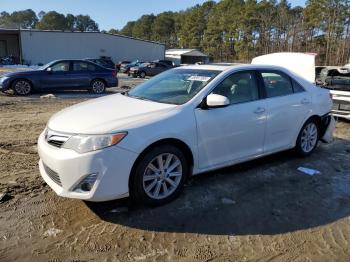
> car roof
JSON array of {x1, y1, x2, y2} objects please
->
[{"x1": 178, "y1": 63, "x2": 292, "y2": 72}]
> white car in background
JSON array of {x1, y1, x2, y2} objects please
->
[{"x1": 38, "y1": 60, "x2": 332, "y2": 205}]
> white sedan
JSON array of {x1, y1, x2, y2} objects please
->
[{"x1": 38, "y1": 64, "x2": 332, "y2": 205}]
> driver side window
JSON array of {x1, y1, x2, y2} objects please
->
[
  {"x1": 51, "y1": 62, "x2": 70, "y2": 72},
  {"x1": 212, "y1": 71, "x2": 259, "y2": 105}
]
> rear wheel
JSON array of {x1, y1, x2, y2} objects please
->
[
  {"x1": 131, "y1": 145, "x2": 188, "y2": 206},
  {"x1": 12, "y1": 79, "x2": 32, "y2": 96},
  {"x1": 90, "y1": 79, "x2": 106, "y2": 94},
  {"x1": 295, "y1": 119, "x2": 319, "y2": 156},
  {"x1": 140, "y1": 71, "x2": 146, "y2": 78}
]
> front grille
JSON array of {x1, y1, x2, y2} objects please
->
[
  {"x1": 47, "y1": 140, "x2": 65, "y2": 147},
  {"x1": 45, "y1": 129, "x2": 70, "y2": 148},
  {"x1": 43, "y1": 163, "x2": 62, "y2": 186}
]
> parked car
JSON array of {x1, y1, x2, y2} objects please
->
[
  {"x1": 38, "y1": 63, "x2": 332, "y2": 206},
  {"x1": 318, "y1": 67, "x2": 350, "y2": 120},
  {"x1": 119, "y1": 60, "x2": 144, "y2": 74},
  {"x1": 0, "y1": 59, "x2": 118, "y2": 95},
  {"x1": 153, "y1": 59, "x2": 175, "y2": 67},
  {"x1": 84, "y1": 58, "x2": 115, "y2": 70},
  {"x1": 129, "y1": 62, "x2": 172, "y2": 78},
  {"x1": 319, "y1": 67, "x2": 350, "y2": 89},
  {"x1": 115, "y1": 60, "x2": 131, "y2": 72}
]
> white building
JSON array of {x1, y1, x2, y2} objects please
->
[
  {"x1": 0, "y1": 29, "x2": 165, "y2": 65},
  {"x1": 165, "y1": 49, "x2": 209, "y2": 65}
]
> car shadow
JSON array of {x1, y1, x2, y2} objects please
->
[{"x1": 86, "y1": 138, "x2": 350, "y2": 236}]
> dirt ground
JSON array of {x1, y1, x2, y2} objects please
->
[{"x1": 0, "y1": 82, "x2": 350, "y2": 261}]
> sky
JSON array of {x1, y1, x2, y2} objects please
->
[{"x1": 1, "y1": 0, "x2": 307, "y2": 31}]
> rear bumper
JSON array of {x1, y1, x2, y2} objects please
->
[{"x1": 106, "y1": 77, "x2": 118, "y2": 88}]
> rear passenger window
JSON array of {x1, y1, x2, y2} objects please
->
[
  {"x1": 261, "y1": 71, "x2": 293, "y2": 98},
  {"x1": 73, "y1": 62, "x2": 96, "y2": 71}
]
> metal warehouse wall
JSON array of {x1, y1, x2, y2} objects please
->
[{"x1": 20, "y1": 31, "x2": 165, "y2": 65}]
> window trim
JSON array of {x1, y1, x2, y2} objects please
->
[{"x1": 202, "y1": 70, "x2": 263, "y2": 108}]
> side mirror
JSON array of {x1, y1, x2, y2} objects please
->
[
  {"x1": 205, "y1": 94, "x2": 230, "y2": 108},
  {"x1": 46, "y1": 67, "x2": 52, "y2": 73}
]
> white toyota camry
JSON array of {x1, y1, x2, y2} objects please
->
[{"x1": 38, "y1": 62, "x2": 332, "y2": 205}]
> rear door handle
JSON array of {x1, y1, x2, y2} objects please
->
[
  {"x1": 254, "y1": 107, "x2": 266, "y2": 114},
  {"x1": 301, "y1": 98, "x2": 310, "y2": 104}
]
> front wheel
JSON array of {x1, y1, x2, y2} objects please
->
[
  {"x1": 12, "y1": 79, "x2": 32, "y2": 96},
  {"x1": 140, "y1": 71, "x2": 146, "y2": 78},
  {"x1": 295, "y1": 119, "x2": 319, "y2": 156},
  {"x1": 90, "y1": 79, "x2": 106, "y2": 94},
  {"x1": 131, "y1": 145, "x2": 189, "y2": 206}
]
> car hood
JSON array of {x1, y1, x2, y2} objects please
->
[
  {"x1": 48, "y1": 93, "x2": 178, "y2": 134},
  {"x1": 252, "y1": 52, "x2": 316, "y2": 83},
  {"x1": 1, "y1": 69, "x2": 41, "y2": 78}
]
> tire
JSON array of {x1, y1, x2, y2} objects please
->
[
  {"x1": 131, "y1": 145, "x2": 189, "y2": 206},
  {"x1": 140, "y1": 71, "x2": 146, "y2": 78},
  {"x1": 295, "y1": 118, "x2": 319, "y2": 156},
  {"x1": 12, "y1": 79, "x2": 32, "y2": 96},
  {"x1": 90, "y1": 79, "x2": 106, "y2": 94}
]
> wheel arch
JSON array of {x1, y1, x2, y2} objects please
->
[
  {"x1": 298, "y1": 114, "x2": 329, "y2": 140},
  {"x1": 10, "y1": 78, "x2": 34, "y2": 89},
  {"x1": 128, "y1": 138, "x2": 194, "y2": 193}
]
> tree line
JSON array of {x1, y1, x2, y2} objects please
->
[
  {"x1": 0, "y1": 9, "x2": 98, "y2": 32},
  {"x1": 113, "y1": 0, "x2": 350, "y2": 66},
  {"x1": 1, "y1": 1, "x2": 349, "y2": 65}
]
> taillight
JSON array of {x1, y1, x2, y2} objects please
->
[{"x1": 112, "y1": 69, "x2": 117, "y2": 77}]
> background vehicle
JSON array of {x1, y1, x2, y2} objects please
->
[
  {"x1": 129, "y1": 62, "x2": 172, "y2": 78},
  {"x1": 38, "y1": 64, "x2": 332, "y2": 206},
  {"x1": 0, "y1": 59, "x2": 118, "y2": 95},
  {"x1": 115, "y1": 60, "x2": 131, "y2": 71},
  {"x1": 153, "y1": 59, "x2": 175, "y2": 67},
  {"x1": 84, "y1": 57, "x2": 115, "y2": 70},
  {"x1": 319, "y1": 67, "x2": 350, "y2": 90},
  {"x1": 119, "y1": 60, "x2": 144, "y2": 74},
  {"x1": 318, "y1": 67, "x2": 350, "y2": 120}
]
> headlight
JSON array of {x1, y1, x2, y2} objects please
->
[{"x1": 62, "y1": 132, "x2": 127, "y2": 153}]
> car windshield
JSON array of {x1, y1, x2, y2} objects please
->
[
  {"x1": 127, "y1": 68, "x2": 220, "y2": 105},
  {"x1": 38, "y1": 61, "x2": 56, "y2": 70}
]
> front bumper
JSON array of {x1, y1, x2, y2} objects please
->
[
  {"x1": 37, "y1": 131, "x2": 138, "y2": 201},
  {"x1": 0, "y1": 78, "x2": 11, "y2": 91}
]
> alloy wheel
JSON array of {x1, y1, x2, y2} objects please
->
[
  {"x1": 300, "y1": 122, "x2": 318, "y2": 153},
  {"x1": 14, "y1": 80, "x2": 31, "y2": 95},
  {"x1": 92, "y1": 80, "x2": 105, "y2": 93},
  {"x1": 142, "y1": 153, "x2": 183, "y2": 200}
]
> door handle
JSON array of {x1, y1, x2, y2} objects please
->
[
  {"x1": 301, "y1": 98, "x2": 310, "y2": 104},
  {"x1": 254, "y1": 107, "x2": 266, "y2": 114}
]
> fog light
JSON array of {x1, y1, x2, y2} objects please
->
[{"x1": 74, "y1": 173, "x2": 98, "y2": 193}]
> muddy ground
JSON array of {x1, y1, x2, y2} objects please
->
[{"x1": 0, "y1": 80, "x2": 350, "y2": 261}]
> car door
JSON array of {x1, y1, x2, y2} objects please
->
[
  {"x1": 70, "y1": 61, "x2": 94, "y2": 88},
  {"x1": 258, "y1": 70, "x2": 312, "y2": 153},
  {"x1": 40, "y1": 61, "x2": 72, "y2": 89},
  {"x1": 195, "y1": 70, "x2": 267, "y2": 169}
]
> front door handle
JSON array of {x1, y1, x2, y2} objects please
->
[
  {"x1": 301, "y1": 98, "x2": 310, "y2": 104},
  {"x1": 254, "y1": 107, "x2": 266, "y2": 114}
]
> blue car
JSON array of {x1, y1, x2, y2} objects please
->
[{"x1": 0, "y1": 59, "x2": 118, "y2": 96}]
